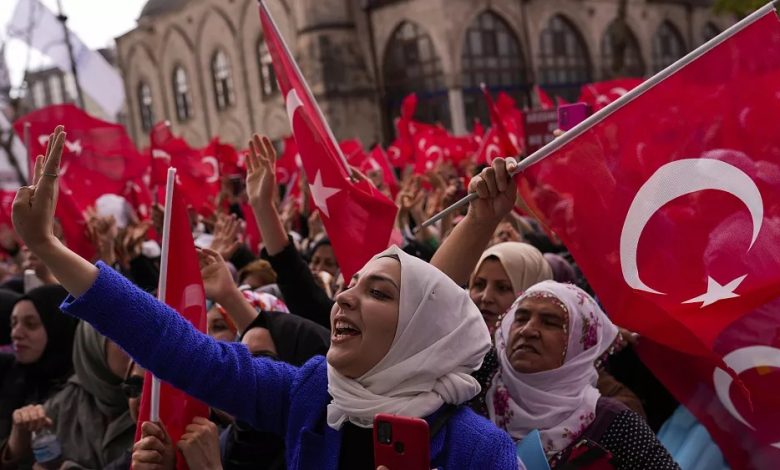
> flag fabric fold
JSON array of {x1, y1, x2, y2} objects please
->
[{"x1": 516, "y1": 8, "x2": 780, "y2": 468}]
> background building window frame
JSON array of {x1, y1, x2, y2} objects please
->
[
  {"x1": 172, "y1": 65, "x2": 193, "y2": 122},
  {"x1": 537, "y1": 14, "x2": 593, "y2": 102},
  {"x1": 211, "y1": 49, "x2": 235, "y2": 111}
]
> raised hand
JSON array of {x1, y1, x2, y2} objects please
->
[
  {"x1": 198, "y1": 247, "x2": 237, "y2": 304},
  {"x1": 12, "y1": 126, "x2": 65, "y2": 252},
  {"x1": 210, "y1": 213, "x2": 242, "y2": 260},
  {"x1": 245, "y1": 134, "x2": 277, "y2": 209},
  {"x1": 467, "y1": 157, "x2": 518, "y2": 224}
]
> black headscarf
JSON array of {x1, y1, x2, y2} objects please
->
[
  {"x1": 240, "y1": 311, "x2": 329, "y2": 366},
  {"x1": 0, "y1": 284, "x2": 78, "y2": 438},
  {"x1": 19, "y1": 285, "x2": 79, "y2": 382},
  {"x1": 0, "y1": 289, "x2": 22, "y2": 345}
]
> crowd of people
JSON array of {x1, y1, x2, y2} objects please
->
[{"x1": 0, "y1": 124, "x2": 725, "y2": 469}]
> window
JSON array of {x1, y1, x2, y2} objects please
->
[
  {"x1": 211, "y1": 49, "x2": 235, "y2": 110},
  {"x1": 64, "y1": 74, "x2": 78, "y2": 102},
  {"x1": 601, "y1": 20, "x2": 645, "y2": 78},
  {"x1": 138, "y1": 82, "x2": 154, "y2": 133},
  {"x1": 537, "y1": 15, "x2": 592, "y2": 102},
  {"x1": 703, "y1": 22, "x2": 721, "y2": 43},
  {"x1": 257, "y1": 39, "x2": 278, "y2": 98},
  {"x1": 652, "y1": 21, "x2": 686, "y2": 73},
  {"x1": 48, "y1": 75, "x2": 64, "y2": 104},
  {"x1": 461, "y1": 11, "x2": 530, "y2": 124},
  {"x1": 383, "y1": 21, "x2": 450, "y2": 134},
  {"x1": 172, "y1": 66, "x2": 192, "y2": 121},
  {"x1": 32, "y1": 81, "x2": 46, "y2": 108}
]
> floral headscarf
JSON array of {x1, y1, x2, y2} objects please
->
[{"x1": 486, "y1": 281, "x2": 619, "y2": 457}]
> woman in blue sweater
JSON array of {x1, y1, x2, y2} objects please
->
[{"x1": 11, "y1": 126, "x2": 519, "y2": 469}]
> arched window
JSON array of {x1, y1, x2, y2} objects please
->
[
  {"x1": 211, "y1": 49, "x2": 235, "y2": 110},
  {"x1": 137, "y1": 82, "x2": 154, "y2": 132},
  {"x1": 702, "y1": 22, "x2": 721, "y2": 43},
  {"x1": 601, "y1": 20, "x2": 645, "y2": 78},
  {"x1": 652, "y1": 21, "x2": 686, "y2": 73},
  {"x1": 172, "y1": 66, "x2": 192, "y2": 121},
  {"x1": 383, "y1": 21, "x2": 450, "y2": 133},
  {"x1": 461, "y1": 11, "x2": 530, "y2": 124},
  {"x1": 48, "y1": 75, "x2": 64, "y2": 104},
  {"x1": 537, "y1": 15, "x2": 592, "y2": 102},
  {"x1": 257, "y1": 39, "x2": 278, "y2": 98}
]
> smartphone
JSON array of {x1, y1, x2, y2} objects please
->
[
  {"x1": 557, "y1": 103, "x2": 590, "y2": 131},
  {"x1": 373, "y1": 414, "x2": 430, "y2": 470}
]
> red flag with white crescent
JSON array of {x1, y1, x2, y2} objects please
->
[
  {"x1": 517, "y1": 7, "x2": 780, "y2": 468},
  {"x1": 258, "y1": 0, "x2": 397, "y2": 280}
]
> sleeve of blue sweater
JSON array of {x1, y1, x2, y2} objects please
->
[{"x1": 60, "y1": 262, "x2": 295, "y2": 435}]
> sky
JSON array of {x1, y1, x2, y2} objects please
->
[{"x1": 1, "y1": 0, "x2": 148, "y2": 89}]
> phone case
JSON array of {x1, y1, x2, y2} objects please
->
[
  {"x1": 557, "y1": 103, "x2": 590, "y2": 131},
  {"x1": 374, "y1": 414, "x2": 430, "y2": 470}
]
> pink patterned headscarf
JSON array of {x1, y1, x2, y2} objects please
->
[{"x1": 486, "y1": 281, "x2": 619, "y2": 456}]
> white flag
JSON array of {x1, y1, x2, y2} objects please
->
[
  {"x1": 7, "y1": 0, "x2": 125, "y2": 118},
  {"x1": 0, "y1": 111, "x2": 28, "y2": 188},
  {"x1": 0, "y1": 43, "x2": 11, "y2": 108}
]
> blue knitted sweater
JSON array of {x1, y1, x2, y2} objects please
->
[{"x1": 61, "y1": 263, "x2": 518, "y2": 469}]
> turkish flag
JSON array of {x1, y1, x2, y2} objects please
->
[
  {"x1": 275, "y1": 136, "x2": 301, "y2": 187},
  {"x1": 475, "y1": 91, "x2": 525, "y2": 165},
  {"x1": 534, "y1": 85, "x2": 555, "y2": 110},
  {"x1": 149, "y1": 123, "x2": 220, "y2": 215},
  {"x1": 517, "y1": 8, "x2": 780, "y2": 468},
  {"x1": 341, "y1": 140, "x2": 399, "y2": 197},
  {"x1": 258, "y1": 0, "x2": 397, "y2": 280},
  {"x1": 13, "y1": 104, "x2": 148, "y2": 208},
  {"x1": 578, "y1": 78, "x2": 644, "y2": 112},
  {"x1": 133, "y1": 185, "x2": 209, "y2": 470}
]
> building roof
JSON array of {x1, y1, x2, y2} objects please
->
[{"x1": 139, "y1": 0, "x2": 190, "y2": 18}]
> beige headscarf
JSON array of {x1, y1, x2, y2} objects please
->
[
  {"x1": 472, "y1": 242, "x2": 553, "y2": 295},
  {"x1": 327, "y1": 246, "x2": 491, "y2": 429}
]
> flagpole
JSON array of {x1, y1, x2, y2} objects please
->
[
  {"x1": 55, "y1": 0, "x2": 85, "y2": 109},
  {"x1": 23, "y1": 122, "x2": 31, "y2": 184},
  {"x1": 150, "y1": 167, "x2": 176, "y2": 422},
  {"x1": 418, "y1": 0, "x2": 779, "y2": 230},
  {"x1": 258, "y1": 0, "x2": 354, "y2": 178}
]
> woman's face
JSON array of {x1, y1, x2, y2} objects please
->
[
  {"x1": 207, "y1": 307, "x2": 235, "y2": 342},
  {"x1": 242, "y1": 327, "x2": 277, "y2": 357},
  {"x1": 507, "y1": 296, "x2": 569, "y2": 373},
  {"x1": 10, "y1": 300, "x2": 47, "y2": 364},
  {"x1": 310, "y1": 245, "x2": 339, "y2": 277},
  {"x1": 470, "y1": 258, "x2": 516, "y2": 335},
  {"x1": 327, "y1": 257, "x2": 400, "y2": 379}
]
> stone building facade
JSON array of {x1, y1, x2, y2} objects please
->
[{"x1": 116, "y1": 0, "x2": 734, "y2": 149}]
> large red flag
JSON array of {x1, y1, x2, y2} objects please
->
[
  {"x1": 150, "y1": 123, "x2": 220, "y2": 215},
  {"x1": 476, "y1": 90, "x2": 525, "y2": 165},
  {"x1": 578, "y1": 78, "x2": 644, "y2": 112},
  {"x1": 517, "y1": 6, "x2": 780, "y2": 468},
  {"x1": 13, "y1": 104, "x2": 148, "y2": 208},
  {"x1": 133, "y1": 183, "x2": 209, "y2": 470},
  {"x1": 258, "y1": 0, "x2": 397, "y2": 280}
]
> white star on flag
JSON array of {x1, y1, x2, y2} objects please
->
[
  {"x1": 683, "y1": 275, "x2": 747, "y2": 308},
  {"x1": 309, "y1": 170, "x2": 341, "y2": 218}
]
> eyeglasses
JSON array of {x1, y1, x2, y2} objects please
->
[{"x1": 120, "y1": 375, "x2": 144, "y2": 399}]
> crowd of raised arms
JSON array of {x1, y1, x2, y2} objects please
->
[{"x1": 0, "y1": 125, "x2": 720, "y2": 470}]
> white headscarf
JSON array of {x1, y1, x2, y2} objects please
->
[
  {"x1": 327, "y1": 246, "x2": 491, "y2": 429},
  {"x1": 486, "y1": 281, "x2": 618, "y2": 455},
  {"x1": 472, "y1": 242, "x2": 553, "y2": 295}
]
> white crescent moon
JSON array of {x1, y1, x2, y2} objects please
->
[
  {"x1": 713, "y1": 345, "x2": 780, "y2": 449},
  {"x1": 388, "y1": 147, "x2": 401, "y2": 161},
  {"x1": 202, "y1": 156, "x2": 219, "y2": 184},
  {"x1": 485, "y1": 144, "x2": 501, "y2": 164},
  {"x1": 286, "y1": 89, "x2": 303, "y2": 129},
  {"x1": 620, "y1": 158, "x2": 763, "y2": 294},
  {"x1": 425, "y1": 145, "x2": 442, "y2": 159}
]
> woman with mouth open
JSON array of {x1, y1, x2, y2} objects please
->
[{"x1": 10, "y1": 126, "x2": 518, "y2": 470}]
